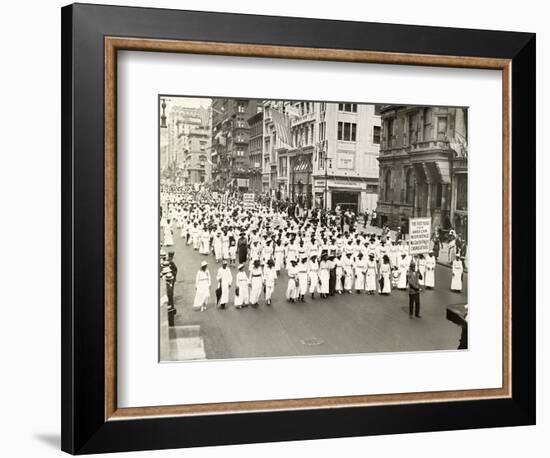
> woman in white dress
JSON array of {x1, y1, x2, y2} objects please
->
[
  {"x1": 193, "y1": 261, "x2": 211, "y2": 312},
  {"x1": 335, "y1": 255, "x2": 344, "y2": 294},
  {"x1": 417, "y1": 254, "x2": 426, "y2": 286},
  {"x1": 286, "y1": 260, "x2": 299, "y2": 303},
  {"x1": 379, "y1": 255, "x2": 392, "y2": 295},
  {"x1": 213, "y1": 232, "x2": 223, "y2": 262},
  {"x1": 286, "y1": 241, "x2": 298, "y2": 271},
  {"x1": 216, "y1": 260, "x2": 232, "y2": 309},
  {"x1": 228, "y1": 240, "x2": 237, "y2": 265},
  {"x1": 448, "y1": 237, "x2": 457, "y2": 264},
  {"x1": 274, "y1": 240, "x2": 285, "y2": 273},
  {"x1": 353, "y1": 252, "x2": 366, "y2": 293},
  {"x1": 261, "y1": 240, "x2": 274, "y2": 266},
  {"x1": 397, "y1": 253, "x2": 409, "y2": 290},
  {"x1": 308, "y1": 255, "x2": 320, "y2": 298},
  {"x1": 297, "y1": 257, "x2": 309, "y2": 302},
  {"x1": 248, "y1": 260, "x2": 264, "y2": 307},
  {"x1": 221, "y1": 232, "x2": 230, "y2": 261},
  {"x1": 343, "y1": 253, "x2": 354, "y2": 293},
  {"x1": 163, "y1": 219, "x2": 174, "y2": 247},
  {"x1": 451, "y1": 256, "x2": 464, "y2": 292},
  {"x1": 263, "y1": 259, "x2": 277, "y2": 306},
  {"x1": 318, "y1": 254, "x2": 330, "y2": 298},
  {"x1": 234, "y1": 264, "x2": 249, "y2": 309},
  {"x1": 365, "y1": 253, "x2": 378, "y2": 294},
  {"x1": 199, "y1": 228, "x2": 210, "y2": 255},
  {"x1": 424, "y1": 252, "x2": 436, "y2": 289},
  {"x1": 390, "y1": 242, "x2": 399, "y2": 267},
  {"x1": 190, "y1": 224, "x2": 199, "y2": 248}
]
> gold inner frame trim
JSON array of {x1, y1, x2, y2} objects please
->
[{"x1": 104, "y1": 36, "x2": 512, "y2": 421}]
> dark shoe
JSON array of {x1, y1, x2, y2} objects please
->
[{"x1": 415, "y1": 315, "x2": 422, "y2": 318}]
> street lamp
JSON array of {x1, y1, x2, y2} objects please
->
[
  {"x1": 160, "y1": 98, "x2": 167, "y2": 128},
  {"x1": 322, "y1": 151, "x2": 332, "y2": 211}
]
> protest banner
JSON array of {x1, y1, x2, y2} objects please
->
[{"x1": 409, "y1": 217, "x2": 431, "y2": 254}]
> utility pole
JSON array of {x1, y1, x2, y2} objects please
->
[{"x1": 323, "y1": 151, "x2": 332, "y2": 211}]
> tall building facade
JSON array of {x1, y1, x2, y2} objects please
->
[
  {"x1": 185, "y1": 127, "x2": 211, "y2": 184},
  {"x1": 260, "y1": 101, "x2": 381, "y2": 212},
  {"x1": 288, "y1": 101, "x2": 316, "y2": 208},
  {"x1": 211, "y1": 98, "x2": 260, "y2": 192},
  {"x1": 161, "y1": 103, "x2": 210, "y2": 186},
  {"x1": 262, "y1": 100, "x2": 293, "y2": 199},
  {"x1": 312, "y1": 102, "x2": 381, "y2": 212},
  {"x1": 247, "y1": 110, "x2": 264, "y2": 194},
  {"x1": 376, "y1": 105, "x2": 468, "y2": 236}
]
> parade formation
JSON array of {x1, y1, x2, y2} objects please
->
[
  {"x1": 160, "y1": 187, "x2": 467, "y2": 320},
  {"x1": 158, "y1": 97, "x2": 469, "y2": 360}
]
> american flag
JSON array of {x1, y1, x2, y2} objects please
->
[{"x1": 269, "y1": 107, "x2": 292, "y2": 149}]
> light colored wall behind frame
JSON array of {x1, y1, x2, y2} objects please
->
[{"x1": 0, "y1": 0, "x2": 545, "y2": 458}]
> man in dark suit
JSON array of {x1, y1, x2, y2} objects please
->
[
  {"x1": 406, "y1": 262, "x2": 423, "y2": 318},
  {"x1": 166, "y1": 251, "x2": 178, "y2": 309}
]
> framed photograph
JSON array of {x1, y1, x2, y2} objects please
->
[{"x1": 61, "y1": 3, "x2": 536, "y2": 454}]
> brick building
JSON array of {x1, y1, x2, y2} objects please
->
[{"x1": 376, "y1": 105, "x2": 468, "y2": 237}]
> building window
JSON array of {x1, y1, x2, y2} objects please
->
[
  {"x1": 338, "y1": 122, "x2": 357, "y2": 141},
  {"x1": 405, "y1": 168, "x2": 415, "y2": 205},
  {"x1": 319, "y1": 121, "x2": 326, "y2": 142},
  {"x1": 387, "y1": 118, "x2": 394, "y2": 147},
  {"x1": 423, "y1": 108, "x2": 433, "y2": 140},
  {"x1": 338, "y1": 103, "x2": 357, "y2": 112},
  {"x1": 435, "y1": 183, "x2": 443, "y2": 208},
  {"x1": 237, "y1": 104, "x2": 245, "y2": 113},
  {"x1": 384, "y1": 170, "x2": 392, "y2": 202},
  {"x1": 437, "y1": 116, "x2": 448, "y2": 141},
  {"x1": 279, "y1": 157, "x2": 288, "y2": 176},
  {"x1": 374, "y1": 105, "x2": 381, "y2": 115},
  {"x1": 456, "y1": 175, "x2": 468, "y2": 210},
  {"x1": 373, "y1": 126, "x2": 381, "y2": 144},
  {"x1": 408, "y1": 113, "x2": 417, "y2": 145},
  {"x1": 366, "y1": 184, "x2": 378, "y2": 193}
]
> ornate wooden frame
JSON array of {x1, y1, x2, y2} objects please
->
[{"x1": 62, "y1": 3, "x2": 535, "y2": 454}]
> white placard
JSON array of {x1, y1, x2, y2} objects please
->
[
  {"x1": 242, "y1": 192, "x2": 255, "y2": 206},
  {"x1": 117, "y1": 50, "x2": 502, "y2": 408},
  {"x1": 409, "y1": 217, "x2": 432, "y2": 254}
]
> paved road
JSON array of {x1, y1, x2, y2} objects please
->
[{"x1": 164, "y1": 231, "x2": 468, "y2": 360}]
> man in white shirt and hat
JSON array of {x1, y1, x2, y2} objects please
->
[{"x1": 216, "y1": 259, "x2": 232, "y2": 309}]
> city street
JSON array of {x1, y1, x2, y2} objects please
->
[{"x1": 164, "y1": 230, "x2": 468, "y2": 361}]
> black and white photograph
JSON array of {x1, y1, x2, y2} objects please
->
[{"x1": 159, "y1": 97, "x2": 469, "y2": 361}]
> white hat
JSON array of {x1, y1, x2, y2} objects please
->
[
  {"x1": 200, "y1": 261, "x2": 208, "y2": 267},
  {"x1": 238, "y1": 263, "x2": 245, "y2": 270}
]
